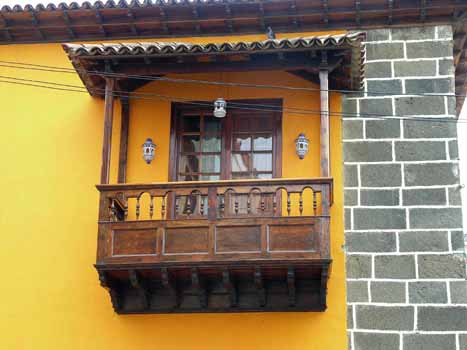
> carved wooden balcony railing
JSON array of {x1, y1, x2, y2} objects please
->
[{"x1": 96, "y1": 178, "x2": 333, "y2": 313}]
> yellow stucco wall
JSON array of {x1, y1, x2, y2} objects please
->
[{"x1": 0, "y1": 32, "x2": 346, "y2": 350}]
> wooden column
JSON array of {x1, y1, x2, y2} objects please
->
[
  {"x1": 319, "y1": 66, "x2": 330, "y2": 178},
  {"x1": 100, "y1": 78, "x2": 116, "y2": 184},
  {"x1": 118, "y1": 96, "x2": 130, "y2": 183}
]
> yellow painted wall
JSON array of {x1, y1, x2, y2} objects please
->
[{"x1": 0, "y1": 31, "x2": 346, "y2": 350}]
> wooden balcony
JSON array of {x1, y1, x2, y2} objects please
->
[{"x1": 96, "y1": 178, "x2": 332, "y2": 313}]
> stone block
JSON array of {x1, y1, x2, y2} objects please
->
[
  {"x1": 418, "y1": 306, "x2": 467, "y2": 331},
  {"x1": 366, "y1": 62, "x2": 392, "y2": 78},
  {"x1": 343, "y1": 98, "x2": 358, "y2": 116},
  {"x1": 354, "y1": 332, "x2": 399, "y2": 350},
  {"x1": 366, "y1": 42, "x2": 405, "y2": 60},
  {"x1": 450, "y1": 281, "x2": 467, "y2": 304},
  {"x1": 371, "y1": 282, "x2": 406, "y2": 303},
  {"x1": 367, "y1": 80, "x2": 402, "y2": 96},
  {"x1": 451, "y1": 230, "x2": 465, "y2": 251},
  {"x1": 409, "y1": 208, "x2": 462, "y2": 229},
  {"x1": 404, "y1": 163, "x2": 459, "y2": 187},
  {"x1": 403, "y1": 334, "x2": 456, "y2": 350},
  {"x1": 347, "y1": 281, "x2": 369, "y2": 302},
  {"x1": 391, "y1": 26, "x2": 436, "y2": 40},
  {"x1": 394, "y1": 60, "x2": 437, "y2": 77},
  {"x1": 406, "y1": 41, "x2": 453, "y2": 58},
  {"x1": 402, "y1": 188, "x2": 447, "y2": 206},
  {"x1": 361, "y1": 189, "x2": 399, "y2": 206},
  {"x1": 399, "y1": 231, "x2": 449, "y2": 252},
  {"x1": 418, "y1": 254, "x2": 466, "y2": 279},
  {"x1": 395, "y1": 96, "x2": 445, "y2": 116},
  {"x1": 375, "y1": 255, "x2": 416, "y2": 279},
  {"x1": 449, "y1": 140, "x2": 459, "y2": 160},
  {"x1": 344, "y1": 165, "x2": 359, "y2": 187},
  {"x1": 344, "y1": 189, "x2": 358, "y2": 206},
  {"x1": 449, "y1": 187, "x2": 462, "y2": 206},
  {"x1": 403, "y1": 120, "x2": 457, "y2": 138},
  {"x1": 345, "y1": 208, "x2": 352, "y2": 231},
  {"x1": 365, "y1": 119, "x2": 400, "y2": 139},
  {"x1": 344, "y1": 141, "x2": 393, "y2": 163},
  {"x1": 459, "y1": 334, "x2": 467, "y2": 350},
  {"x1": 343, "y1": 119, "x2": 364, "y2": 140},
  {"x1": 347, "y1": 305, "x2": 354, "y2": 329},
  {"x1": 437, "y1": 25, "x2": 453, "y2": 39},
  {"x1": 395, "y1": 141, "x2": 446, "y2": 161},
  {"x1": 409, "y1": 282, "x2": 448, "y2": 303},
  {"x1": 347, "y1": 255, "x2": 372, "y2": 279},
  {"x1": 346, "y1": 232, "x2": 397, "y2": 253},
  {"x1": 439, "y1": 59, "x2": 455, "y2": 76},
  {"x1": 360, "y1": 98, "x2": 393, "y2": 116},
  {"x1": 405, "y1": 78, "x2": 454, "y2": 94},
  {"x1": 360, "y1": 164, "x2": 402, "y2": 187},
  {"x1": 354, "y1": 209, "x2": 406, "y2": 230},
  {"x1": 366, "y1": 29, "x2": 391, "y2": 41},
  {"x1": 356, "y1": 306, "x2": 414, "y2": 330}
]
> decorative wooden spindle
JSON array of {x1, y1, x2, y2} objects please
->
[
  {"x1": 186, "y1": 196, "x2": 192, "y2": 217},
  {"x1": 219, "y1": 194, "x2": 225, "y2": 217},
  {"x1": 175, "y1": 197, "x2": 179, "y2": 216},
  {"x1": 299, "y1": 192, "x2": 303, "y2": 216},
  {"x1": 200, "y1": 195, "x2": 205, "y2": 216},
  {"x1": 149, "y1": 196, "x2": 154, "y2": 219},
  {"x1": 124, "y1": 202, "x2": 128, "y2": 221},
  {"x1": 136, "y1": 197, "x2": 140, "y2": 220},
  {"x1": 260, "y1": 194, "x2": 265, "y2": 213},
  {"x1": 161, "y1": 196, "x2": 166, "y2": 219},
  {"x1": 234, "y1": 194, "x2": 239, "y2": 215},
  {"x1": 110, "y1": 200, "x2": 116, "y2": 221},
  {"x1": 287, "y1": 192, "x2": 291, "y2": 216},
  {"x1": 313, "y1": 191, "x2": 318, "y2": 216},
  {"x1": 273, "y1": 195, "x2": 277, "y2": 215},
  {"x1": 247, "y1": 194, "x2": 251, "y2": 214}
]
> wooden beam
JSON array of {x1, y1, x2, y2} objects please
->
[
  {"x1": 287, "y1": 267, "x2": 296, "y2": 306},
  {"x1": 118, "y1": 96, "x2": 130, "y2": 184},
  {"x1": 100, "y1": 78, "x2": 116, "y2": 184},
  {"x1": 319, "y1": 62, "x2": 330, "y2": 178},
  {"x1": 254, "y1": 266, "x2": 266, "y2": 307},
  {"x1": 129, "y1": 269, "x2": 150, "y2": 309}
]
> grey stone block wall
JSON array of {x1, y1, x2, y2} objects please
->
[{"x1": 343, "y1": 25, "x2": 467, "y2": 350}]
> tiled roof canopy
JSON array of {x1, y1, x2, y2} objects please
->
[{"x1": 62, "y1": 32, "x2": 366, "y2": 96}]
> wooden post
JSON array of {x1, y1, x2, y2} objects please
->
[
  {"x1": 118, "y1": 96, "x2": 130, "y2": 183},
  {"x1": 319, "y1": 64, "x2": 330, "y2": 178},
  {"x1": 100, "y1": 78, "x2": 115, "y2": 184}
]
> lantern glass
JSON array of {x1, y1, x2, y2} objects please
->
[
  {"x1": 295, "y1": 133, "x2": 309, "y2": 160},
  {"x1": 213, "y1": 98, "x2": 227, "y2": 118},
  {"x1": 142, "y1": 138, "x2": 156, "y2": 164}
]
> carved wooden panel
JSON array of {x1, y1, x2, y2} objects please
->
[
  {"x1": 163, "y1": 227, "x2": 209, "y2": 255},
  {"x1": 268, "y1": 224, "x2": 317, "y2": 252},
  {"x1": 215, "y1": 225, "x2": 261, "y2": 253},
  {"x1": 112, "y1": 229, "x2": 157, "y2": 256}
]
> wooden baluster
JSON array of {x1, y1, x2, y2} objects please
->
[
  {"x1": 299, "y1": 192, "x2": 303, "y2": 216},
  {"x1": 110, "y1": 200, "x2": 116, "y2": 221},
  {"x1": 124, "y1": 203, "x2": 128, "y2": 221},
  {"x1": 247, "y1": 193, "x2": 251, "y2": 214},
  {"x1": 260, "y1": 194, "x2": 265, "y2": 213},
  {"x1": 175, "y1": 196, "x2": 179, "y2": 217},
  {"x1": 219, "y1": 194, "x2": 225, "y2": 217},
  {"x1": 200, "y1": 194, "x2": 205, "y2": 216},
  {"x1": 313, "y1": 191, "x2": 318, "y2": 216},
  {"x1": 161, "y1": 196, "x2": 166, "y2": 219},
  {"x1": 186, "y1": 195, "x2": 192, "y2": 217},
  {"x1": 273, "y1": 194, "x2": 277, "y2": 216},
  {"x1": 149, "y1": 196, "x2": 154, "y2": 220},
  {"x1": 234, "y1": 194, "x2": 239, "y2": 215},
  {"x1": 287, "y1": 192, "x2": 291, "y2": 216},
  {"x1": 136, "y1": 197, "x2": 140, "y2": 220}
]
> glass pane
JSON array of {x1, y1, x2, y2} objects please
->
[
  {"x1": 232, "y1": 153, "x2": 250, "y2": 172},
  {"x1": 201, "y1": 155, "x2": 221, "y2": 173},
  {"x1": 202, "y1": 136, "x2": 221, "y2": 152},
  {"x1": 233, "y1": 136, "x2": 251, "y2": 151},
  {"x1": 253, "y1": 153, "x2": 272, "y2": 172},
  {"x1": 178, "y1": 174, "x2": 199, "y2": 181},
  {"x1": 200, "y1": 175, "x2": 220, "y2": 181},
  {"x1": 181, "y1": 116, "x2": 200, "y2": 132},
  {"x1": 181, "y1": 135, "x2": 200, "y2": 152},
  {"x1": 179, "y1": 155, "x2": 200, "y2": 173},
  {"x1": 253, "y1": 135, "x2": 272, "y2": 151},
  {"x1": 204, "y1": 115, "x2": 221, "y2": 133},
  {"x1": 256, "y1": 173, "x2": 273, "y2": 179}
]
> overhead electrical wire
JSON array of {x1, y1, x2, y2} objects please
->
[
  {"x1": 0, "y1": 75, "x2": 463, "y2": 124},
  {"x1": 0, "y1": 59, "x2": 463, "y2": 99}
]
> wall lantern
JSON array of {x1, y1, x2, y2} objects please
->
[
  {"x1": 295, "y1": 133, "x2": 310, "y2": 160},
  {"x1": 142, "y1": 138, "x2": 156, "y2": 164},
  {"x1": 213, "y1": 98, "x2": 227, "y2": 118}
]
